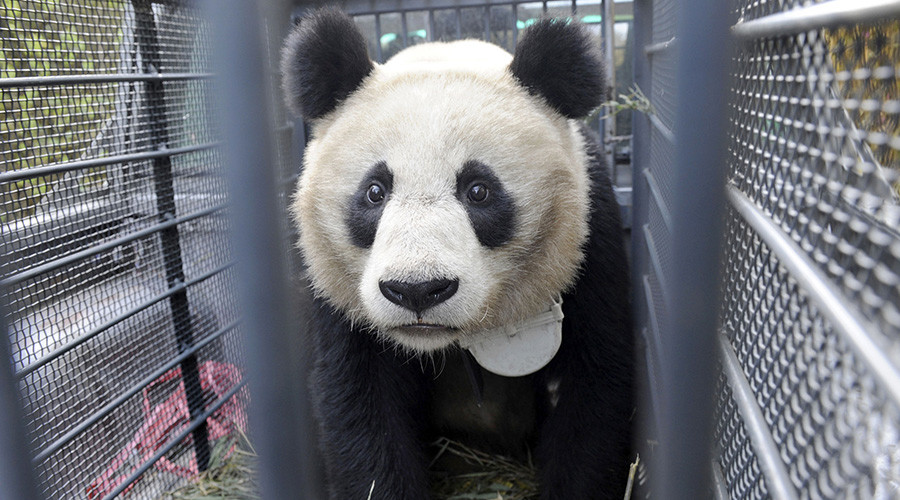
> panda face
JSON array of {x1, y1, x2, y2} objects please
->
[{"x1": 291, "y1": 40, "x2": 592, "y2": 353}]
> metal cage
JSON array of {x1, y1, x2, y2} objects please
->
[
  {"x1": 0, "y1": 1, "x2": 293, "y2": 497},
  {"x1": 635, "y1": 0, "x2": 900, "y2": 498},
  {"x1": 3, "y1": 0, "x2": 900, "y2": 499}
]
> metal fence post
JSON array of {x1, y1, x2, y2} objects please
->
[
  {"x1": 0, "y1": 302, "x2": 40, "y2": 500},
  {"x1": 630, "y1": 0, "x2": 658, "y2": 482},
  {"x1": 655, "y1": 0, "x2": 731, "y2": 497},
  {"x1": 602, "y1": 0, "x2": 617, "y2": 176},
  {"x1": 204, "y1": 0, "x2": 319, "y2": 498},
  {"x1": 132, "y1": 0, "x2": 211, "y2": 472}
]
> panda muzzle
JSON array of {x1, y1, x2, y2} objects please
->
[{"x1": 378, "y1": 278, "x2": 459, "y2": 316}]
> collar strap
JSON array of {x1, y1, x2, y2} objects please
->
[
  {"x1": 472, "y1": 296, "x2": 564, "y2": 342},
  {"x1": 460, "y1": 296, "x2": 564, "y2": 377}
]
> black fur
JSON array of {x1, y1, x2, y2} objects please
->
[
  {"x1": 281, "y1": 8, "x2": 374, "y2": 120},
  {"x1": 510, "y1": 19, "x2": 606, "y2": 119},
  {"x1": 309, "y1": 298, "x2": 431, "y2": 498},
  {"x1": 456, "y1": 160, "x2": 516, "y2": 248},
  {"x1": 346, "y1": 162, "x2": 393, "y2": 248},
  {"x1": 533, "y1": 125, "x2": 633, "y2": 498},
  {"x1": 308, "y1": 129, "x2": 633, "y2": 499}
]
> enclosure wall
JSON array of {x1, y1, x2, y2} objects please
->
[
  {"x1": 0, "y1": 1, "x2": 298, "y2": 497},
  {"x1": 634, "y1": 0, "x2": 900, "y2": 498}
]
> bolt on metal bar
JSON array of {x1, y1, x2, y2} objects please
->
[
  {"x1": 32, "y1": 320, "x2": 240, "y2": 464},
  {"x1": 728, "y1": 185, "x2": 900, "y2": 407},
  {"x1": 15, "y1": 261, "x2": 234, "y2": 379},
  {"x1": 0, "y1": 302, "x2": 41, "y2": 500},
  {"x1": 0, "y1": 204, "x2": 226, "y2": 288},
  {"x1": 0, "y1": 72, "x2": 213, "y2": 88},
  {"x1": 100, "y1": 380, "x2": 248, "y2": 500},
  {"x1": 0, "y1": 142, "x2": 219, "y2": 183},
  {"x1": 732, "y1": 0, "x2": 900, "y2": 40},
  {"x1": 718, "y1": 335, "x2": 800, "y2": 500}
]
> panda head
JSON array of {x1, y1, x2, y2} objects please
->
[{"x1": 282, "y1": 8, "x2": 605, "y2": 353}]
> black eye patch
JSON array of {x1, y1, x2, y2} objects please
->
[
  {"x1": 346, "y1": 161, "x2": 393, "y2": 248},
  {"x1": 456, "y1": 160, "x2": 516, "y2": 248}
]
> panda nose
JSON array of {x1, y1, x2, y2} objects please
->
[{"x1": 379, "y1": 278, "x2": 459, "y2": 315}]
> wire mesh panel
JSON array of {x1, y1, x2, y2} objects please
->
[
  {"x1": 0, "y1": 1, "x2": 271, "y2": 497},
  {"x1": 718, "y1": 1, "x2": 900, "y2": 497},
  {"x1": 637, "y1": 0, "x2": 900, "y2": 498}
]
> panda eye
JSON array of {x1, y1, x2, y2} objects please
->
[
  {"x1": 467, "y1": 183, "x2": 489, "y2": 204},
  {"x1": 366, "y1": 183, "x2": 386, "y2": 205}
]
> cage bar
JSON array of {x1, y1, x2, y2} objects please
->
[
  {"x1": 646, "y1": 0, "x2": 732, "y2": 498},
  {"x1": 0, "y1": 73, "x2": 212, "y2": 88},
  {"x1": 733, "y1": 0, "x2": 900, "y2": 39},
  {"x1": 132, "y1": 0, "x2": 211, "y2": 473},
  {"x1": 31, "y1": 320, "x2": 238, "y2": 464},
  {"x1": 205, "y1": 0, "x2": 318, "y2": 498},
  {"x1": 0, "y1": 309, "x2": 41, "y2": 500},
  {"x1": 0, "y1": 143, "x2": 218, "y2": 183},
  {"x1": 728, "y1": 187, "x2": 900, "y2": 406}
]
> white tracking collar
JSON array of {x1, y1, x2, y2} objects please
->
[{"x1": 460, "y1": 297, "x2": 564, "y2": 377}]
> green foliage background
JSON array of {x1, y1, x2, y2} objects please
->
[{"x1": 1, "y1": 0, "x2": 125, "y2": 220}]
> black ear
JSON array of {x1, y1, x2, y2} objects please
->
[
  {"x1": 509, "y1": 19, "x2": 605, "y2": 119},
  {"x1": 281, "y1": 8, "x2": 374, "y2": 120}
]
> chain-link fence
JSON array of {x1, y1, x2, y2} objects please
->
[{"x1": 635, "y1": 0, "x2": 900, "y2": 498}]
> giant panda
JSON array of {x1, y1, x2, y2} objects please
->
[{"x1": 281, "y1": 8, "x2": 634, "y2": 499}]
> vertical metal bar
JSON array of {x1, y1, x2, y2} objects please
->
[
  {"x1": 655, "y1": 0, "x2": 731, "y2": 497},
  {"x1": 0, "y1": 303, "x2": 41, "y2": 500},
  {"x1": 375, "y1": 13, "x2": 384, "y2": 62},
  {"x1": 484, "y1": 6, "x2": 491, "y2": 41},
  {"x1": 572, "y1": 0, "x2": 578, "y2": 16},
  {"x1": 455, "y1": 7, "x2": 463, "y2": 38},
  {"x1": 602, "y1": 0, "x2": 617, "y2": 180},
  {"x1": 543, "y1": 1, "x2": 548, "y2": 14},
  {"x1": 512, "y1": 3, "x2": 518, "y2": 45},
  {"x1": 428, "y1": 9, "x2": 436, "y2": 41},
  {"x1": 631, "y1": 0, "x2": 655, "y2": 485},
  {"x1": 132, "y1": 0, "x2": 210, "y2": 472},
  {"x1": 204, "y1": 0, "x2": 317, "y2": 498},
  {"x1": 401, "y1": 11, "x2": 409, "y2": 47}
]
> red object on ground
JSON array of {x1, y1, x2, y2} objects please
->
[{"x1": 86, "y1": 361, "x2": 246, "y2": 499}]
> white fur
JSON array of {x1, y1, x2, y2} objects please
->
[{"x1": 291, "y1": 40, "x2": 591, "y2": 352}]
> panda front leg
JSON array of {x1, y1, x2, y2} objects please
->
[
  {"x1": 535, "y1": 297, "x2": 634, "y2": 499},
  {"x1": 310, "y1": 299, "x2": 431, "y2": 499}
]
